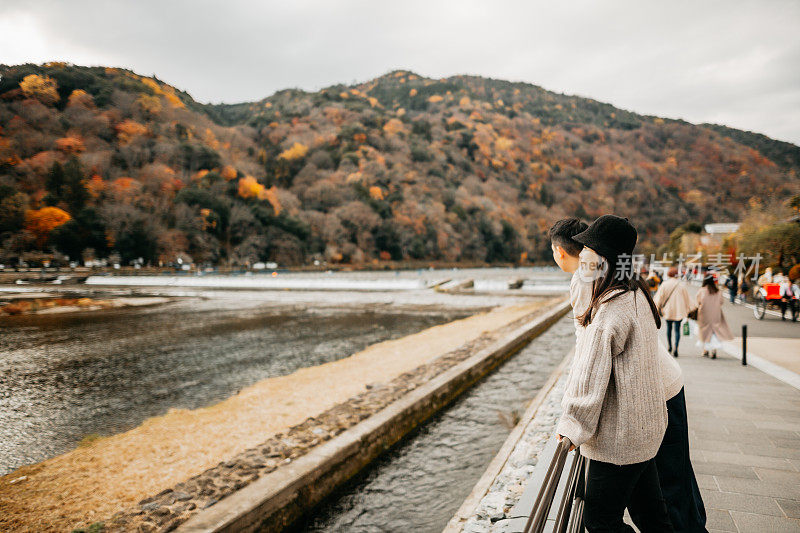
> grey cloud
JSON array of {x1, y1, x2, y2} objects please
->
[{"x1": 1, "y1": 0, "x2": 798, "y2": 143}]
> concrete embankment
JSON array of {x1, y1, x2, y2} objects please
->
[
  {"x1": 174, "y1": 300, "x2": 570, "y2": 533},
  {"x1": 444, "y1": 350, "x2": 573, "y2": 533}
]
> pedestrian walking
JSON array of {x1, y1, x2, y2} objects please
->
[
  {"x1": 724, "y1": 274, "x2": 738, "y2": 304},
  {"x1": 654, "y1": 267, "x2": 692, "y2": 357},
  {"x1": 738, "y1": 273, "x2": 749, "y2": 304},
  {"x1": 696, "y1": 275, "x2": 733, "y2": 359}
]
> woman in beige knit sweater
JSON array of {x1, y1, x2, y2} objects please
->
[{"x1": 556, "y1": 215, "x2": 674, "y2": 532}]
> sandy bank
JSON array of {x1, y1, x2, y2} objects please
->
[
  {"x1": 0, "y1": 297, "x2": 560, "y2": 532},
  {"x1": 0, "y1": 295, "x2": 171, "y2": 315}
]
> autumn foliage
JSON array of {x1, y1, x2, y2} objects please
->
[
  {"x1": 278, "y1": 142, "x2": 308, "y2": 161},
  {"x1": 55, "y1": 136, "x2": 85, "y2": 154},
  {"x1": 0, "y1": 63, "x2": 798, "y2": 268},
  {"x1": 19, "y1": 74, "x2": 60, "y2": 104},
  {"x1": 25, "y1": 207, "x2": 71, "y2": 247},
  {"x1": 235, "y1": 175, "x2": 259, "y2": 198},
  {"x1": 116, "y1": 120, "x2": 148, "y2": 144}
]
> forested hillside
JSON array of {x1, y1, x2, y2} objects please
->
[{"x1": 1, "y1": 63, "x2": 798, "y2": 266}]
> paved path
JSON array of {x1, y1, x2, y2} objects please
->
[
  {"x1": 680, "y1": 339, "x2": 800, "y2": 532},
  {"x1": 685, "y1": 283, "x2": 800, "y2": 340},
  {"x1": 684, "y1": 283, "x2": 800, "y2": 376}
]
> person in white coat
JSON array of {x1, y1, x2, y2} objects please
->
[{"x1": 654, "y1": 267, "x2": 692, "y2": 357}]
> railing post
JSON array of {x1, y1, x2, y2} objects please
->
[{"x1": 742, "y1": 325, "x2": 747, "y2": 366}]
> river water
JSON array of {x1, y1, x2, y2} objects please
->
[
  {"x1": 298, "y1": 315, "x2": 574, "y2": 533},
  {"x1": 0, "y1": 267, "x2": 569, "y2": 476},
  {"x1": 0, "y1": 292, "x2": 478, "y2": 475}
]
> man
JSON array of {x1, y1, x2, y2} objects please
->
[
  {"x1": 549, "y1": 217, "x2": 589, "y2": 332},
  {"x1": 549, "y1": 217, "x2": 707, "y2": 532},
  {"x1": 780, "y1": 278, "x2": 798, "y2": 321},
  {"x1": 724, "y1": 274, "x2": 738, "y2": 304}
]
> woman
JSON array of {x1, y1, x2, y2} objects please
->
[
  {"x1": 556, "y1": 215, "x2": 673, "y2": 532},
  {"x1": 696, "y1": 275, "x2": 733, "y2": 358},
  {"x1": 654, "y1": 267, "x2": 692, "y2": 357}
]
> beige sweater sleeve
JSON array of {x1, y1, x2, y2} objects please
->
[
  {"x1": 569, "y1": 271, "x2": 592, "y2": 335},
  {"x1": 556, "y1": 319, "x2": 624, "y2": 447}
]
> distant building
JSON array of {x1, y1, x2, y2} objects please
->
[
  {"x1": 704, "y1": 223, "x2": 741, "y2": 235},
  {"x1": 677, "y1": 222, "x2": 741, "y2": 257},
  {"x1": 699, "y1": 223, "x2": 740, "y2": 253}
]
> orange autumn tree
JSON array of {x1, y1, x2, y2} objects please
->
[
  {"x1": 237, "y1": 175, "x2": 264, "y2": 199},
  {"x1": 25, "y1": 207, "x2": 71, "y2": 248},
  {"x1": 261, "y1": 186, "x2": 282, "y2": 215},
  {"x1": 116, "y1": 120, "x2": 149, "y2": 145},
  {"x1": 369, "y1": 186, "x2": 384, "y2": 200},
  {"x1": 220, "y1": 165, "x2": 237, "y2": 181},
  {"x1": 55, "y1": 136, "x2": 85, "y2": 154},
  {"x1": 237, "y1": 176, "x2": 281, "y2": 214}
]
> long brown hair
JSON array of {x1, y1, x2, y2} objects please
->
[
  {"x1": 577, "y1": 254, "x2": 661, "y2": 328},
  {"x1": 702, "y1": 275, "x2": 718, "y2": 294}
]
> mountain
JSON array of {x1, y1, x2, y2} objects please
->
[{"x1": 0, "y1": 62, "x2": 798, "y2": 266}]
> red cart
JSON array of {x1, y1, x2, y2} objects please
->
[{"x1": 754, "y1": 282, "x2": 799, "y2": 320}]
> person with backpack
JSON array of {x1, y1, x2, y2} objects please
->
[{"x1": 724, "y1": 274, "x2": 738, "y2": 304}]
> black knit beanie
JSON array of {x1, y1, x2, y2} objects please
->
[{"x1": 572, "y1": 215, "x2": 637, "y2": 263}]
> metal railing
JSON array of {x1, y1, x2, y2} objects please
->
[{"x1": 522, "y1": 437, "x2": 586, "y2": 533}]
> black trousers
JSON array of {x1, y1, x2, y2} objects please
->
[
  {"x1": 584, "y1": 457, "x2": 674, "y2": 532},
  {"x1": 780, "y1": 298, "x2": 798, "y2": 320},
  {"x1": 665, "y1": 320, "x2": 682, "y2": 352},
  {"x1": 655, "y1": 388, "x2": 708, "y2": 532}
]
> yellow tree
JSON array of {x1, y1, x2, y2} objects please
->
[
  {"x1": 278, "y1": 142, "x2": 308, "y2": 161},
  {"x1": 19, "y1": 74, "x2": 60, "y2": 105}
]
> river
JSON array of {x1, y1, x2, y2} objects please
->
[
  {"x1": 0, "y1": 293, "x2": 476, "y2": 475},
  {"x1": 298, "y1": 315, "x2": 574, "y2": 532},
  {"x1": 0, "y1": 267, "x2": 569, "y2": 477}
]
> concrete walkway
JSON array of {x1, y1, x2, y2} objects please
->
[
  {"x1": 679, "y1": 340, "x2": 800, "y2": 532},
  {"x1": 450, "y1": 297, "x2": 800, "y2": 533}
]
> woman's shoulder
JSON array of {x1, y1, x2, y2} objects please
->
[
  {"x1": 597, "y1": 288, "x2": 657, "y2": 321},
  {"x1": 594, "y1": 289, "x2": 638, "y2": 320}
]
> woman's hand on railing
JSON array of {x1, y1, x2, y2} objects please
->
[{"x1": 556, "y1": 434, "x2": 576, "y2": 452}]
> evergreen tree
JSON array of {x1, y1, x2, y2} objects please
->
[
  {"x1": 45, "y1": 161, "x2": 66, "y2": 206},
  {"x1": 63, "y1": 156, "x2": 88, "y2": 214}
]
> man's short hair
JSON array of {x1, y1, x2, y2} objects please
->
[{"x1": 548, "y1": 218, "x2": 588, "y2": 257}]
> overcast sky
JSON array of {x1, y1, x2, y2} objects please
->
[{"x1": 2, "y1": 0, "x2": 799, "y2": 144}]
